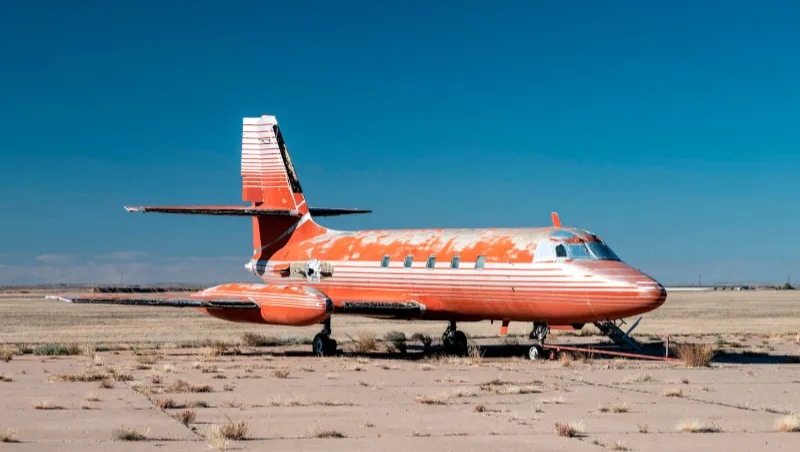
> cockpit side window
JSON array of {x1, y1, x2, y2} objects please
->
[{"x1": 555, "y1": 244, "x2": 567, "y2": 258}]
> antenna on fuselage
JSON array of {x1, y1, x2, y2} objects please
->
[{"x1": 551, "y1": 212, "x2": 561, "y2": 228}]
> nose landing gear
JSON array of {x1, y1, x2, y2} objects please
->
[{"x1": 528, "y1": 322, "x2": 550, "y2": 360}]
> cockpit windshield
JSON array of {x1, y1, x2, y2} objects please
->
[
  {"x1": 566, "y1": 243, "x2": 592, "y2": 260},
  {"x1": 586, "y1": 242, "x2": 620, "y2": 260}
]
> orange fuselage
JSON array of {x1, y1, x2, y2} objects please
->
[{"x1": 230, "y1": 219, "x2": 667, "y2": 325}]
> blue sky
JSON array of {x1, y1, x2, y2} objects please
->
[{"x1": 0, "y1": 1, "x2": 798, "y2": 285}]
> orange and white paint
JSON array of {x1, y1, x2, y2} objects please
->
[{"x1": 56, "y1": 114, "x2": 667, "y2": 353}]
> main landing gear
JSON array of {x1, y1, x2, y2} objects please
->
[
  {"x1": 312, "y1": 318, "x2": 337, "y2": 357},
  {"x1": 442, "y1": 320, "x2": 468, "y2": 356},
  {"x1": 527, "y1": 322, "x2": 550, "y2": 360}
]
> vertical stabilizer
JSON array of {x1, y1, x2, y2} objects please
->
[{"x1": 241, "y1": 115, "x2": 309, "y2": 215}]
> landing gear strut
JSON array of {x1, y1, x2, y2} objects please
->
[
  {"x1": 442, "y1": 320, "x2": 468, "y2": 356},
  {"x1": 312, "y1": 318, "x2": 337, "y2": 357},
  {"x1": 528, "y1": 322, "x2": 550, "y2": 361}
]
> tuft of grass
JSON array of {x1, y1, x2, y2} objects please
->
[
  {"x1": 415, "y1": 394, "x2": 449, "y2": 405},
  {"x1": 240, "y1": 332, "x2": 308, "y2": 347},
  {"x1": 113, "y1": 427, "x2": 147, "y2": 441},
  {"x1": 218, "y1": 418, "x2": 249, "y2": 440},
  {"x1": 99, "y1": 379, "x2": 115, "y2": 389},
  {"x1": 674, "y1": 343, "x2": 715, "y2": 367},
  {"x1": 0, "y1": 428, "x2": 20, "y2": 443},
  {"x1": 1, "y1": 374, "x2": 12, "y2": 382},
  {"x1": 187, "y1": 400, "x2": 210, "y2": 408},
  {"x1": 410, "y1": 332, "x2": 433, "y2": 348},
  {"x1": 32, "y1": 401, "x2": 64, "y2": 410},
  {"x1": 474, "y1": 404, "x2": 487, "y2": 413},
  {"x1": 467, "y1": 342, "x2": 484, "y2": 365},
  {"x1": 206, "y1": 426, "x2": 230, "y2": 451},
  {"x1": 84, "y1": 393, "x2": 101, "y2": 402},
  {"x1": 0, "y1": 347, "x2": 13, "y2": 362},
  {"x1": 176, "y1": 409, "x2": 196, "y2": 426},
  {"x1": 166, "y1": 379, "x2": 212, "y2": 393},
  {"x1": 271, "y1": 368, "x2": 290, "y2": 379},
  {"x1": 611, "y1": 440, "x2": 630, "y2": 451},
  {"x1": 554, "y1": 421, "x2": 584, "y2": 438},
  {"x1": 622, "y1": 373, "x2": 656, "y2": 384},
  {"x1": 351, "y1": 332, "x2": 378, "y2": 353},
  {"x1": 775, "y1": 414, "x2": 800, "y2": 432},
  {"x1": 34, "y1": 343, "x2": 82, "y2": 356},
  {"x1": 313, "y1": 428, "x2": 347, "y2": 438},
  {"x1": 49, "y1": 372, "x2": 107, "y2": 383},
  {"x1": 384, "y1": 331, "x2": 407, "y2": 354},
  {"x1": 664, "y1": 388, "x2": 683, "y2": 398},
  {"x1": 676, "y1": 419, "x2": 722, "y2": 433},
  {"x1": 153, "y1": 397, "x2": 180, "y2": 409},
  {"x1": 638, "y1": 423, "x2": 649, "y2": 433}
]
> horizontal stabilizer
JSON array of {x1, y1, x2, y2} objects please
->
[
  {"x1": 125, "y1": 205, "x2": 371, "y2": 217},
  {"x1": 46, "y1": 295, "x2": 259, "y2": 310},
  {"x1": 308, "y1": 207, "x2": 372, "y2": 217},
  {"x1": 125, "y1": 205, "x2": 300, "y2": 216}
]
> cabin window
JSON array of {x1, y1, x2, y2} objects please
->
[
  {"x1": 381, "y1": 255, "x2": 390, "y2": 268},
  {"x1": 451, "y1": 256, "x2": 461, "y2": 269},
  {"x1": 426, "y1": 256, "x2": 436, "y2": 269},
  {"x1": 555, "y1": 244, "x2": 567, "y2": 258},
  {"x1": 475, "y1": 255, "x2": 486, "y2": 269},
  {"x1": 404, "y1": 256, "x2": 413, "y2": 268}
]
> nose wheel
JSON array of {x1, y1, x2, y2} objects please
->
[
  {"x1": 528, "y1": 322, "x2": 550, "y2": 361},
  {"x1": 442, "y1": 321, "x2": 468, "y2": 356},
  {"x1": 312, "y1": 318, "x2": 337, "y2": 357}
]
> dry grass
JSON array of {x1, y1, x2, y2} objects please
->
[
  {"x1": 0, "y1": 347, "x2": 13, "y2": 362},
  {"x1": 187, "y1": 400, "x2": 210, "y2": 408},
  {"x1": 313, "y1": 428, "x2": 347, "y2": 438},
  {"x1": 598, "y1": 403, "x2": 629, "y2": 413},
  {"x1": 622, "y1": 373, "x2": 656, "y2": 384},
  {"x1": 611, "y1": 440, "x2": 630, "y2": 451},
  {"x1": 676, "y1": 419, "x2": 722, "y2": 433},
  {"x1": 166, "y1": 379, "x2": 212, "y2": 393},
  {"x1": 0, "y1": 374, "x2": 12, "y2": 382},
  {"x1": 775, "y1": 414, "x2": 800, "y2": 432},
  {"x1": 415, "y1": 394, "x2": 449, "y2": 405},
  {"x1": 0, "y1": 428, "x2": 19, "y2": 443},
  {"x1": 176, "y1": 409, "x2": 196, "y2": 425},
  {"x1": 32, "y1": 401, "x2": 64, "y2": 410},
  {"x1": 113, "y1": 427, "x2": 147, "y2": 441},
  {"x1": 664, "y1": 388, "x2": 684, "y2": 398},
  {"x1": 48, "y1": 372, "x2": 108, "y2": 382},
  {"x1": 674, "y1": 343, "x2": 715, "y2": 367},
  {"x1": 218, "y1": 418, "x2": 249, "y2": 440},
  {"x1": 271, "y1": 368, "x2": 290, "y2": 379},
  {"x1": 34, "y1": 343, "x2": 82, "y2": 356},
  {"x1": 99, "y1": 379, "x2": 115, "y2": 389},
  {"x1": 84, "y1": 393, "x2": 101, "y2": 402},
  {"x1": 554, "y1": 421, "x2": 584, "y2": 438},
  {"x1": 638, "y1": 423, "x2": 649, "y2": 433},
  {"x1": 474, "y1": 404, "x2": 487, "y2": 413},
  {"x1": 351, "y1": 332, "x2": 378, "y2": 353},
  {"x1": 153, "y1": 397, "x2": 181, "y2": 409},
  {"x1": 206, "y1": 425, "x2": 230, "y2": 451}
]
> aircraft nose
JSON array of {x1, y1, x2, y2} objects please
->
[{"x1": 635, "y1": 277, "x2": 667, "y2": 309}]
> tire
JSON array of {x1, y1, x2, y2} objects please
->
[
  {"x1": 528, "y1": 344, "x2": 542, "y2": 361},
  {"x1": 312, "y1": 334, "x2": 327, "y2": 357}
]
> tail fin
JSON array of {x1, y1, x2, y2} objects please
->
[
  {"x1": 241, "y1": 115, "x2": 309, "y2": 214},
  {"x1": 124, "y1": 113, "x2": 370, "y2": 259}
]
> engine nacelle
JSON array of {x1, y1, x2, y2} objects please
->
[{"x1": 192, "y1": 283, "x2": 332, "y2": 326}]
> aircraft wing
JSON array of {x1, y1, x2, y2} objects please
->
[{"x1": 45, "y1": 294, "x2": 259, "y2": 310}]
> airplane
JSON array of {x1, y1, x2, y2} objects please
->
[{"x1": 48, "y1": 114, "x2": 667, "y2": 360}]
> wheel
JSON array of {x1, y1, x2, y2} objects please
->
[
  {"x1": 312, "y1": 334, "x2": 329, "y2": 357},
  {"x1": 444, "y1": 331, "x2": 468, "y2": 356},
  {"x1": 324, "y1": 338, "x2": 337, "y2": 356},
  {"x1": 528, "y1": 344, "x2": 542, "y2": 361}
]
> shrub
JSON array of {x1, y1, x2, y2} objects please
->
[
  {"x1": 34, "y1": 343, "x2": 82, "y2": 356},
  {"x1": 114, "y1": 427, "x2": 146, "y2": 441},
  {"x1": 384, "y1": 331, "x2": 407, "y2": 354},
  {"x1": 176, "y1": 409, "x2": 196, "y2": 425},
  {"x1": 219, "y1": 419, "x2": 249, "y2": 440},
  {"x1": 674, "y1": 343, "x2": 715, "y2": 367}
]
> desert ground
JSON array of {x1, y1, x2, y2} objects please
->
[{"x1": 1, "y1": 290, "x2": 799, "y2": 451}]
